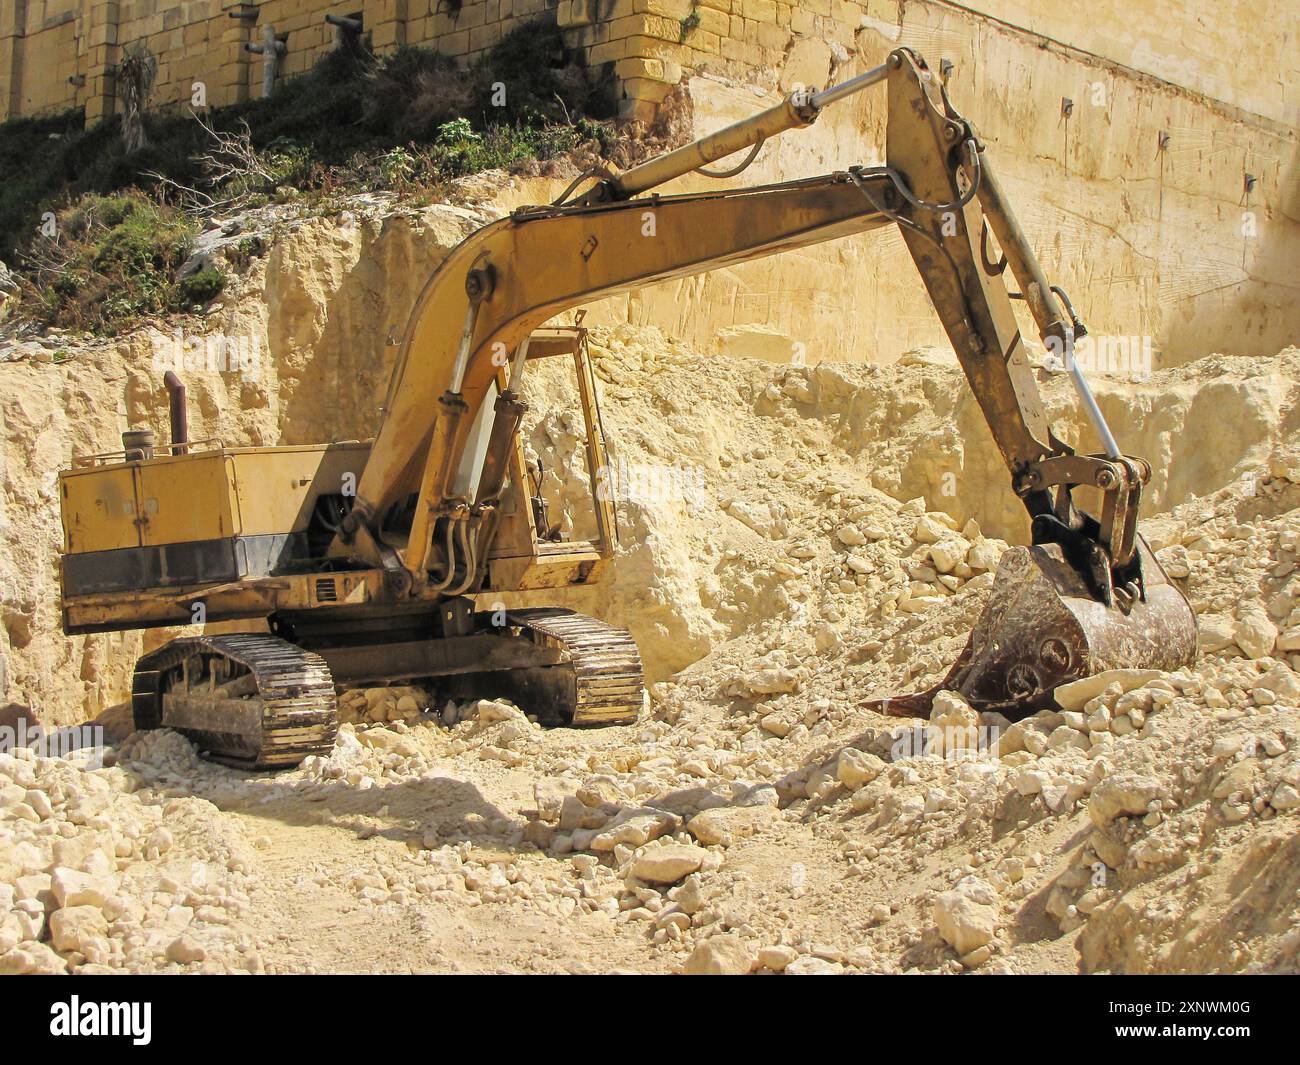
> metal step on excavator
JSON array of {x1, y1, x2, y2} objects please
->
[{"x1": 57, "y1": 48, "x2": 1195, "y2": 769}]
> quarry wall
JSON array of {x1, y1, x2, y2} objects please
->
[
  {"x1": 0, "y1": 10, "x2": 1296, "y2": 718},
  {"x1": 1, "y1": 0, "x2": 554, "y2": 122},
  {"x1": 2, "y1": 1, "x2": 1295, "y2": 363},
  {"x1": 559, "y1": 0, "x2": 1300, "y2": 365}
]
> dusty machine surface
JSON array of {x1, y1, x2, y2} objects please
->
[{"x1": 57, "y1": 48, "x2": 1194, "y2": 768}]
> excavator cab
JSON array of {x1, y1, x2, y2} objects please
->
[{"x1": 478, "y1": 327, "x2": 621, "y2": 591}]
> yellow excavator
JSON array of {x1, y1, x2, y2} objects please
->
[{"x1": 57, "y1": 49, "x2": 1195, "y2": 768}]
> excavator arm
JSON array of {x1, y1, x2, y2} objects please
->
[
  {"x1": 332, "y1": 47, "x2": 1195, "y2": 716},
  {"x1": 878, "y1": 51, "x2": 1149, "y2": 608},
  {"x1": 335, "y1": 173, "x2": 904, "y2": 579}
]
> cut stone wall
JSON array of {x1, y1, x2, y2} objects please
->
[
  {"x1": 0, "y1": 0, "x2": 555, "y2": 123},
  {"x1": 558, "y1": 0, "x2": 1299, "y2": 365}
]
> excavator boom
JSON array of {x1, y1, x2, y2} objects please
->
[{"x1": 328, "y1": 48, "x2": 1194, "y2": 717}]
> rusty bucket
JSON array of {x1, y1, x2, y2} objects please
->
[{"x1": 873, "y1": 537, "x2": 1196, "y2": 720}]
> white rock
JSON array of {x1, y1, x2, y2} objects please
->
[
  {"x1": 630, "y1": 844, "x2": 708, "y2": 884},
  {"x1": 743, "y1": 667, "x2": 800, "y2": 696},
  {"x1": 49, "y1": 905, "x2": 108, "y2": 954},
  {"x1": 50, "y1": 868, "x2": 116, "y2": 910},
  {"x1": 166, "y1": 935, "x2": 207, "y2": 964},
  {"x1": 1014, "y1": 769, "x2": 1049, "y2": 796},
  {"x1": 1088, "y1": 772, "x2": 1165, "y2": 827},
  {"x1": 966, "y1": 538, "x2": 1006, "y2": 572},
  {"x1": 913, "y1": 515, "x2": 949, "y2": 544},
  {"x1": 759, "y1": 712, "x2": 794, "y2": 737},
  {"x1": 1053, "y1": 670, "x2": 1163, "y2": 712},
  {"x1": 929, "y1": 538, "x2": 970, "y2": 574},
  {"x1": 1256, "y1": 663, "x2": 1300, "y2": 704},
  {"x1": 1234, "y1": 613, "x2": 1279, "y2": 660},
  {"x1": 0, "y1": 942, "x2": 67, "y2": 976},
  {"x1": 590, "y1": 809, "x2": 677, "y2": 852},
  {"x1": 758, "y1": 944, "x2": 799, "y2": 972},
  {"x1": 836, "y1": 749, "x2": 885, "y2": 790},
  {"x1": 814, "y1": 620, "x2": 843, "y2": 653},
  {"x1": 24, "y1": 789, "x2": 53, "y2": 820},
  {"x1": 934, "y1": 876, "x2": 998, "y2": 955},
  {"x1": 681, "y1": 935, "x2": 754, "y2": 975},
  {"x1": 146, "y1": 826, "x2": 174, "y2": 857},
  {"x1": 669, "y1": 874, "x2": 706, "y2": 916},
  {"x1": 785, "y1": 956, "x2": 844, "y2": 975},
  {"x1": 1197, "y1": 615, "x2": 1237, "y2": 653},
  {"x1": 474, "y1": 699, "x2": 524, "y2": 724},
  {"x1": 687, "y1": 806, "x2": 776, "y2": 846}
]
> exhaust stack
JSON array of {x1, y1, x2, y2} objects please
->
[{"x1": 164, "y1": 371, "x2": 188, "y2": 455}]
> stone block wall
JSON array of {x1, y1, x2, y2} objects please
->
[{"x1": 0, "y1": 0, "x2": 556, "y2": 123}]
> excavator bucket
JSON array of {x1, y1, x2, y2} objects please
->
[{"x1": 874, "y1": 537, "x2": 1196, "y2": 720}]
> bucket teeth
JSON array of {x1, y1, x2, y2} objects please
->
[{"x1": 870, "y1": 537, "x2": 1196, "y2": 720}]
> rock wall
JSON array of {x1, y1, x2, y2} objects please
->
[
  {"x1": 7, "y1": 0, "x2": 1295, "y2": 363},
  {"x1": 0, "y1": 0, "x2": 554, "y2": 122},
  {"x1": 513, "y1": 333, "x2": 1300, "y2": 682}
]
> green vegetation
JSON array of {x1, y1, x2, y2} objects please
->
[
  {"x1": 679, "y1": 3, "x2": 702, "y2": 42},
  {"x1": 21, "y1": 192, "x2": 208, "y2": 334},
  {"x1": 1, "y1": 19, "x2": 617, "y2": 333},
  {"x1": 177, "y1": 264, "x2": 226, "y2": 305}
]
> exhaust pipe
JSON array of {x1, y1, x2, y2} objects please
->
[{"x1": 164, "y1": 371, "x2": 188, "y2": 455}]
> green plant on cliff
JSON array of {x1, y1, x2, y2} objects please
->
[
  {"x1": 18, "y1": 191, "x2": 217, "y2": 334},
  {"x1": 0, "y1": 18, "x2": 619, "y2": 332},
  {"x1": 679, "y1": 4, "x2": 702, "y2": 43},
  {"x1": 378, "y1": 145, "x2": 418, "y2": 188},
  {"x1": 178, "y1": 264, "x2": 226, "y2": 307}
]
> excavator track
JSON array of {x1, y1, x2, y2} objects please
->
[
  {"x1": 132, "y1": 633, "x2": 337, "y2": 770},
  {"x1": 507, "y1": 608, "x2": 645, "y2": 726}
]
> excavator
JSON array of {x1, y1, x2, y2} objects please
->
[{"x1": 56, "y1": 49, "x2": 1195, "y2": 769}]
